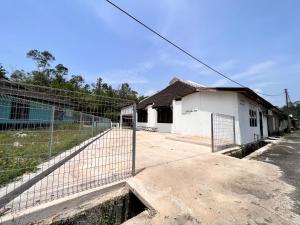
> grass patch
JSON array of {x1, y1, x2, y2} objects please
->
[{"x1": 0, "y1": 123, "x2": 108, "y2": 186}]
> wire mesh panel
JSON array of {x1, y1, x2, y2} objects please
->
[
  {"x1": 0, "y1": 80, "x2": 135, "y2": 212},
  {"x1": 211, "y1": 113, "x2": 236, "y2": 152}
]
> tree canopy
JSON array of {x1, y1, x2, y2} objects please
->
[
  {"x1": 282, "y1": 102, "x2": 300, "y2": 119},
  {"x1": 1, "y1": 50, "x2": 145, "y2": 102},
  {"x1": 0, "y1": 64, "x2": 8, "y2": 80}
]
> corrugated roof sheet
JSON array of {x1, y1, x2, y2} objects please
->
[{"x1": 137, "y1": 80, "x2": 199, "y2": 109}]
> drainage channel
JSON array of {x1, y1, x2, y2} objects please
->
[
  {"x1": 50, "y1": 190, "x2": 148, "y2": 225},
  {"x1": 223, "y1": 140, "x2": 268, "y2": 159},
  {"x1": 1, "y1": 183, "x2": 153, "y2": 225}
]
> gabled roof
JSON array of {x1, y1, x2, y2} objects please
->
[
  {"x1": 137, "y1": 78, "x2": 202, "y2": 109},
  {"x1": 137, "y1": 78, "x2": 283, "y2": 115}
]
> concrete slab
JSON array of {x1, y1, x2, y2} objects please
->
[
  {"x1": 125, "y1": 153, "x2": 300, "y2": 225},
  {"x1": 135, "y1": 131, "x2": 211, "y2": 170},
  {"x1": 2, "y1": 130, "x2": 210, "y2": 212}
]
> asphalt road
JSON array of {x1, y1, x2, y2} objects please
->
[{"x1": 253, "y1": 130, "x2": 300, "y2": 215}]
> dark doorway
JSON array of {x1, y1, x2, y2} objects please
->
[
  {"x1": 122, "y1": 115, "x2": 133, "y2": 127},
  {"x1": 259, "y1": 112, "x2": 263, "y2": 138},
  {"x1": 157, "y1": 107, "x2": 173, "y2": 123}
]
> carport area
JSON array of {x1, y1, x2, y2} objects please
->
[{"x1": 135, "y1": 131, "x2": 211, "y2": 170}]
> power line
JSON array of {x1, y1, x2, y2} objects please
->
[
  {"x1": 258, "y1": 91, "x2": 285, "y2": 97},
  {"x1": 288, "y1": 92, "x2": 294, "y2": 106},
  {"x1": 105, "y1": 0, "x2": 282, "y2": 97}
]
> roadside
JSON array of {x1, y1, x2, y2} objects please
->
[
  {"x1": 3, "y1": 131, "x2": 300, "y2": 224},
  {"x1": 125, "y1": 144, "x2": 300, "y2": 224},
  {"x1": 252, "y1": 130, "x2": 300, "y2": 215}
]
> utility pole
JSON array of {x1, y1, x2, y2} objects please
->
[{"x1": 285, "y1": 88, "x2": 291, "y2": 132}]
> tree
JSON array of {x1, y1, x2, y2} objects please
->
[
  {"x1": 118, "y1": 83, "x2": 138, "y2": 100},
  {"x1": 2, "y1": 49, "x2": 142, "y2": 101},
  {"x1": 0, "y1": 64, "x2": 8, "y2": 80},
  {"x1": 282, "y1": 102, "x2": 300, "y2": 119},
  {"x1": 69, "y1": 75, "x2": 85, "y2": 90},
  {"x1": 51, "y1": 64, "x2": 68, "y2": 88},
  {"x1": 10, "y1": 70, "x2": 30, "y2": 82},
  {"x1": 27, "y1": 49, "x2": 55, "y2": 71}
]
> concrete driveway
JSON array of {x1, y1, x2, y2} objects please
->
[
  {"x1": 2, "y1": 131, "x2": 300, "y2": 225},
  {"x1": 1, "y1": 130, "x2": 211, "y2": 212},
  {"x1": 125, "y1": 132, "x2": 300, "y2": 225},
  {"x1": 136, "y1": 131, "x2": 211, "y2": 170}
]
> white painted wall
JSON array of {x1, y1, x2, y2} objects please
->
[
  {"x1": 147, "y1": 105, "x2": 157, "y2": 128},
  {"x1": 136, "y1": 90, "x2": 272, "y2": 145},
  {"x1": 156, "y1": 123, "x2": 172, "y2": 133},
  {"x1": 120, "y1": 105, "x2": 133, "y2": 116},
  {"x1": 172, "y1": 91, "x2": 241, "y2": 143},
  {"x1": 238, "y1": 94, "x2": 268, "y2": 144},
  {"x1": 120, "y1": 105, "x2": 133, "y2": 128}
]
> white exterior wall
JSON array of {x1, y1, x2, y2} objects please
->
[
  {"x1": 120, "y1": 105, "x2": 133, "y2": 128},
  {"x1": 238, "y1": 94, "x2": 268, "y2": 144},
  {"x1": 172, "y1": 91, "x2": 241, "y2": 143},
  {"x1": 136, "y1": 90, "x2": 271, "y2": 145},
  {"x1": 156, "y1": 123, "x2": 172, "y2": 133},
  {"x1": 120, "y1": 105, "x2": 133, "y2": 116}
]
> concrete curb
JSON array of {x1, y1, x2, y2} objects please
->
[
  {"x1": 0, "y1": 181, "x2": 126, "y2": 225},
  {"x1": 243, "y1": 138, "x2": 283, "y2": 160}
]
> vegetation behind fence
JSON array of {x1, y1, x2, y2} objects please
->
[{"x1": 0, "y1": 80, "x2": 135, "y2": 212}]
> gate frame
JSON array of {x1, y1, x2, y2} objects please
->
[{"x1": 211, "y1": 113, "x2": 236, "y2": 152}]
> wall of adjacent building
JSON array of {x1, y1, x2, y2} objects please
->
[{"x1": 172, "y1": 90, "x2": 241, "y2": 144}]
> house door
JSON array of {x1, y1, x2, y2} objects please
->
[{"x1": 259, "y1": 112, "x2": 263, "y2": 138}]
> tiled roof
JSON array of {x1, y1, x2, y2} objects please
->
[{"x1": 137, "y1": 79, "x2": 200, "y2": 109}]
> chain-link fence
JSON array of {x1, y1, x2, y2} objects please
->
[
  {"x1": 0, "y1": 80, "x2": 135, "y2": 212},
  {"x1": 211, "y1": 113, "x2": 236, "y2": 152}
]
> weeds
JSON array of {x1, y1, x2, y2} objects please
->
[{"x1": 0, "y1": 123, "x2": 106, "y2": 186}]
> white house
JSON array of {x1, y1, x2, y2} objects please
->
[{"x1": 121, "y1": 78, "x2": 287, "y2": 146}]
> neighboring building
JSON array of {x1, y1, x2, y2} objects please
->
[
  {"x1": 131, "y1": 78, "x2": 286, "y2": 145},
  {"x1": 0, "y1": 94, "x2": 112, "y2": 130},
  {"x1": 0, "y1": 95, "x2": 53, "y2": 129},
  {"x1": 120, "y1": 104, "x2": 134, "y2": 127}
]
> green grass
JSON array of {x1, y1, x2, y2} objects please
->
[{"x1": 0, "y1": 123, "x2": 107, "y2": 186}]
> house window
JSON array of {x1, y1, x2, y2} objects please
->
[
  {"x1": 157, "y1": 107, "x2": 173, "y2": 123},
  {"x1": 137, "y1": 109, "x2": 148, "y2": 123},
  {"x1": 249, "y1": 109, "x2": 257, "y2": 127},
  {"x1": 10, "y1": 101, "x2": 30, "y2": 120}
]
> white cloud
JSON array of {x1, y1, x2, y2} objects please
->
[
  {"x1": 211, "y1": 60, "x2": 277, "y2": 87},
  {"x1": 217, "y1": 60, "x2": 238, "y2": 71},
  {"x1": 159, "y1": 51, "x2": 237, "y2": 77},
  {"x1": 100, "y1": 61, "x2": 154, "y2": 85}
]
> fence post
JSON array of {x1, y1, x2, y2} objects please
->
[
  {"x1": 48, "y1": 106, "x2": 55, "y2": 158},
  {"x1": 233, "y1": 116, "x2": 236, "y2": 145},
  {"x1": 92, "y1": 115, "x2": 94, "y2": 136},
  {"x1": 79, "y1": 112, "x2": 82, "y2": 130},
  {"x1": 132, "y1": 103, "x2": 136, "y2": 176},
  {"x1": 211, "y1": 113, "x2": 214, "y2": 152}
]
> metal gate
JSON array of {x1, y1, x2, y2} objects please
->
[
  {"x1": 211, "y1": 113, "x2": 236, "y2": 152},
  {"x1": 0, "y1": 80, "x2": 136, "y2": 212}
]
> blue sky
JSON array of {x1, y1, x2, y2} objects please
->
[{"x1": 0, "y1": 0, "x2": 300, "y2": 106}]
